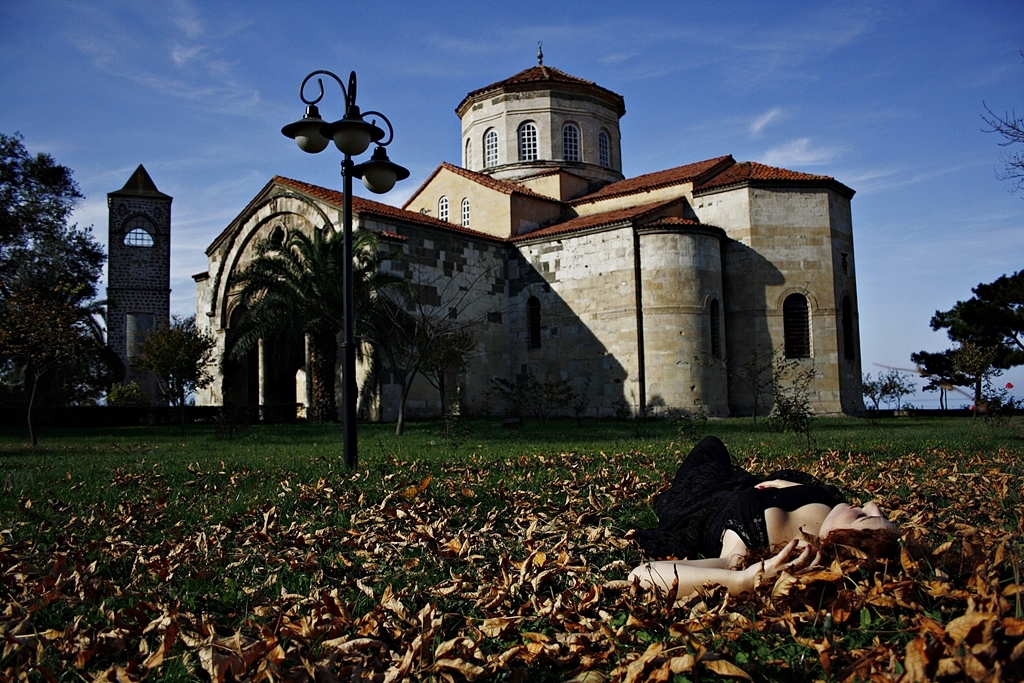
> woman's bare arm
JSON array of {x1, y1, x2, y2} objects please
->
[
  {"x1": 629, "y1": 560, "x2": 758, "y2": 595},
  {"x1": 628, "y1": 539, "x2": 817, "y2": 596}
]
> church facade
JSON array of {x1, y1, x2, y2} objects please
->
[{"x1": 194, "y1": 64, "x2": 865, "y2": 418}]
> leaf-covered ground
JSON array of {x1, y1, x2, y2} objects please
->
[{"x1": 1, "y1": 418, "x2": 1022, "y2": 682}]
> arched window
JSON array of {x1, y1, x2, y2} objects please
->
[
  {"x1": 783, "y1": 294, "x2": 811, "y2": 359},
  {"x1": 122, "y1": 216, "x2": 155, "y2": 247},
  {"x1": 518, "y1": 122, "x2": 537, "y2": 161},
  {"x1": 598, "y1": 130, "x2": 611, "y2": 168},
  {"x1": 438, "y1": 196, "x2": 449, "y2": 222},
  {"x1": 270, "y1": 225, "x2": 285, "y2": 247},
  {"x1": 527, "y1": 296, "x2": 541, "y2": 349},
  {"x1": 709, "y1": 298, "x2": 721, "y2": 358},
  {"x1": 562, "y1": 123, "x2": 580, "y2": 162},
  {"x1": 465, "y1": 138, "x2": 472, "y2": 167},
  {"x1": 461, "y1": 197, "x2": 470, "y2": 228},
  {"x1": 842, "y1": 296, "x2": 856, "y2": 360},
  {"x1": 485, "y1": 128, "x2": 498, "y2": 167},
  {"x1": 125, "y1": 313, "x2": 155, "y2": 359}
]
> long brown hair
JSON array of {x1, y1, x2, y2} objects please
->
[{"x1": 820, "y1": 527, "x2": 901, "y2": 563}]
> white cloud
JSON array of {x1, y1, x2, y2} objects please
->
[
  {"x1": 762, "y1": 138, "x2": 841, "y2": 166},
  {"x1": 67, "y1": 4, "x2": 263, "y2": 115},
  {"x1": 603, "y1": 53, "x2": 637, "y2": 65},
  {"x1": 750, "y1": 107, "x2": 782, "y2": 137},
  {"x1": 851, "y1": 160, "x2": 981, "y2": 195},
  {"x1": 171, "y1": 44, "x2": 203, "y2": 66}
]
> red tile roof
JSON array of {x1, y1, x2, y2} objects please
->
[
  {"x1": 695, "y1": 161, "x2": 854, "y2": 197},
  {"x1": 440, "y1": 163, "x2": 562, "y2": 200},
  {"x1": 641, "y1": 216, "x2": 703, "y2": 228},
  {"x1": 401, "y1": 162, "x2": 561, "y2": 209},
  {"x1": 516, "y1": 167, "x2": 590, "y2": 182},
  {"x1": 456, "y1": 65, "x2": 625, "y2": 117},
  {"x1": 512, "y1": 198, "x2": 684, "y2": 242},
  {"x1": 273, "y1": 176, "x2": 506, "y2": 242},
  {"x1": 571, "y1": 156, "x2": 735, "y2": 205}
]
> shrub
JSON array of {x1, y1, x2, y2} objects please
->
[
  {"x1": 768, "y1": 353, "x2": 815, "y2": 443},
  {"x1": 488, "y1": 371, "x2": 576, "y2": 424},
  {"x1": 675, "y1": 407, "x2": 709, "y2": 442},
  {"x1": 106, "y1": 382, "x2": 148, "y2": 407}
]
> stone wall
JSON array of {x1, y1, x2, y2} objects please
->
[
  {"x1": 637, "y1": 227, "x2": 729, "y2": 415},
  {"x1": 694, "y1": 183, "x2": 861, "y2": 415},
  {"x1": 359, "y1": 215, "x2": 511, "y2": 420},
  {"x1": 513, "y1": 227, "x2": 637, "y2": 416}
]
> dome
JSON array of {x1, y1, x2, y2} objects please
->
[{"x1": 456, "y1": 64, "x2": 626, "y2": 186}]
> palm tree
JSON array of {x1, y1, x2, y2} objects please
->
[{"x1": 227, "y1": 226, "x2": 399, "y2": 422}]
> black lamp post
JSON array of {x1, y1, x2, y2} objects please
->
[{"x1": 282, "y1": 70, "x2": 408, "y2": 468}]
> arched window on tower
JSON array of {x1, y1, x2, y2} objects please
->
[
  {"x1": 709, "y1": 298, "x2": 721, "y2": 358},
  {"x1": 461, "y1": 197, "x2": 470, "y2": 228},
  {"x1": 598, "y1": 130, "x2": 611, "y2": 168},
  {"x1": 485, "y1": 128, "x2": 498, "y2": 167},
  {"x1": 842, "y1": 296, "x2": 856, "y2": 360},
  {"x1": 527, "y1": 296, "x2": 541, "y2": 349},
  {"x1": 562, "y1": 123, "x2": 580, "y2": 162},
  {"x1": 270, "y1": 225, "x2": 285, "y2": 247},
  {"x1": 518, "y1": 122, "x2": 537, "y2": 161},
  {"x1": 123, "y1": 216, "x2": 155, "y2": 247},
  {"x1": 465, "y1": 138, "x2": 472, "y2": 168},
  {"x1": 438, "y1": 196, "x2": 449, "y2": 222},
  {"x1": 783, "y1": 294, "x2": 811, "y2": 359}
]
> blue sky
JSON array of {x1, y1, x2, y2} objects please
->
[{"x1": 2, "y1": 1, "x2": 1022, "y2": 407}]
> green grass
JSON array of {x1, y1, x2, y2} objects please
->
[
  {"x1": 1, "y1": 415, "x2": 1022, "y2": 681},
  {"x1": 3, "y1": 415, "x2": 1021, "y2": 547}
]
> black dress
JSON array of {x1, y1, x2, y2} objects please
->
[{"x1": 634, "y1": 436, "x2": 845, "y2": 560}]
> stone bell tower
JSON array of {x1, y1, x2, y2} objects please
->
[{"x1": 106, "y1": 165, "x2": 172, "y2": 404}]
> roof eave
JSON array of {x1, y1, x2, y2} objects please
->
[
  {"x1": 569, "y1": 155, "x2": 735, "y2": 206},
  {"x1": 456, "y1": 81, "x2": 626, "y2": 118},
  {"x1": 695, "y1": 177, "x2": 855, "y2": 199}
]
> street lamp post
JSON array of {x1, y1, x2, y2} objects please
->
[{"x1": 282, "y1": 70, "x2": 408, "y2": 468}]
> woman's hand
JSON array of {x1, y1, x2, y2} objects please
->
[
  {"x1": 745, "y1": 538, "x2": 820, "y2": 585},
  {"x1": 754, "y1": 479, "x2": 800, "y2": 489}
]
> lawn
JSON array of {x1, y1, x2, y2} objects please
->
[{"x1": 1, "y1": 416, "x2": 1022, "y2": 682}]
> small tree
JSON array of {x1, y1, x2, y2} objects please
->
[
  {"x1": 728, "y1": 347, "x2": 774, "y2": 427},
  {"x1": 949, "y1": 341, "x2": 1001, "y2": 418},
  {"x1": 880, "y1": 370, "x2": 916, "y2": 410},
  {"x1": 138, "y1": 315, "x2": 215, "y2": 429},
  {"x1": 366, "y1": 267, "x2": 493, "y2": 436},
  {"x1": 0, "y1": 283, "x2": 107, "y2": 445},
  {"x1": 767, "y1": 352, "x2": 815, "y2": 444},
  {"x1": 419, "y1": 328, "x2": 474, "y2": 416},
  {"x1": 910, "y1": 351, "x2": 968, "y2": 411},
  {"x1": 862, "y1": 373, "x2": 883, "y2": 410}
]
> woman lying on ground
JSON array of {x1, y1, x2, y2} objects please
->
[{"x1": 629, "y1": 436, "x2": 900, "y2": 596}]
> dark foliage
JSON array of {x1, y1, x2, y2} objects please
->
[{"x1": 0, "y1": 133, "x2": 113, "y2": 444}]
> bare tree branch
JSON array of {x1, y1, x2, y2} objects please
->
[{"x1": 980, "y1": 51, "x2": 1024, "y2": 194}]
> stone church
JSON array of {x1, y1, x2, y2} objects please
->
[{"x1": 194, "y1": 62, "x2": 865, "y2": 418}]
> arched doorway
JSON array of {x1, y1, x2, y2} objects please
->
[{"x1": 223, "y1": 304, "x2": 259, "y2": 408}]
